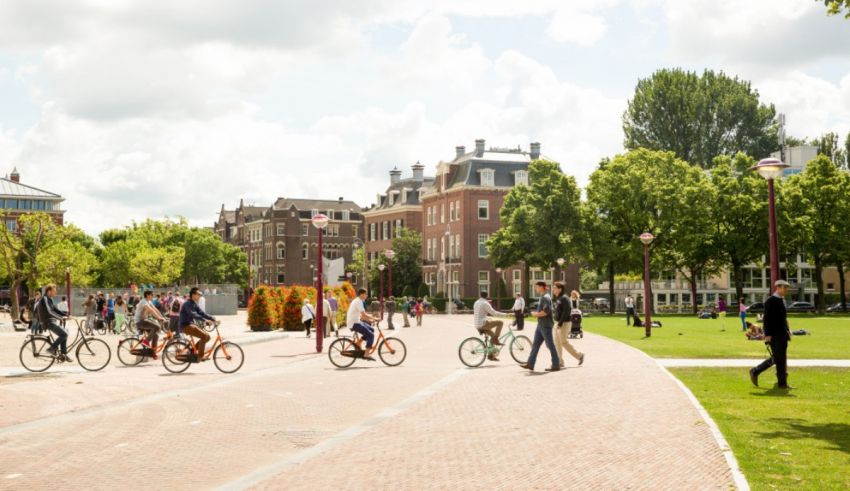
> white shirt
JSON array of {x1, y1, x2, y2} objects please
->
[
  {"x1": 625, "y1": 297, "x2": 635, "y2": 308},
  {"x1": 57, "y1": 301, "x2": 68, "y2": 313},
  {"x1": 347, "y1": 298, "x2": 366, "y2": 327},
  {"x1": 135, "y1": 299, "x2": 152, "y2": 322},
  {"x1": 511, "y1": 297, "x2": 525, "y2": 312},
  {"x1": 322, "y1": 299, "x2": 331, "y2": 317},
  {"x1": 198, "y1": 296, "x2": 206, "y2": 312},
  {"x1": 473, "y1": 298, "x2": 501, "y2": 329},
  {"x1": 301, "y1": 303, "x2": 315, "y2": 322}
]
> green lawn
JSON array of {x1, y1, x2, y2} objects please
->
[
  {"x1": 581, "y1": 314, "x2": 850, "y2": 359},
  {"x1": 671, "y1": 367, "x2": 850, "y2": 491}
]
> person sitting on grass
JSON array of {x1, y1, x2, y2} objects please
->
[{"x1": 346, "y1": 288, "x2": 381, "y2": 360}]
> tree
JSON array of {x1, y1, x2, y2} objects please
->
[
  {"x1": 709, "y1": 154, "x2": 769, "y2": 302},
  {"x1": 388, "y1": 228, "x2": 422, "y2": 297},
  {"x1": 812, "y1": 131, "x2": 848, "y2": 169},
  {"x1": 488, "y1": 159, "x2": 584, "y2": 297},
  {"x1": 36, "y1": 240, "x2": 99, "y2": 287},
  {"x1": 779, "y1": 155, "x2": 850, "y2": 312},
  {"x1": 822, "y1": 0, "x2": 850, "y2": 18},
  {"x1": 623, "y1": 68, "x2": 778, "y2": 168},
  {"x1": 129, "y1": 246, "x2": 185, "y2": 286}
]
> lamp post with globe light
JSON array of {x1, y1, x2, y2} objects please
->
[
  {"x1": 556, "y1": 257, "x2": 565, "y2": 283},
  {"x1": 377, "y1": 263, "x2": 386, "y2": 320},
  {"x1": 751, "y1": 158, "x2": 790, "y2": 288},
  {"x1": 311, "y1": 213, "x2": 329, "y2": 353},
  {"x1": 65, "y1": 268, "x2": 72, "y2": 316},
  {"x1": 640, "y1": 233, "x2": 654, "y2": 337},
  {"x1": 384, "y1": 249, "x2": 395, "y2": 299}
]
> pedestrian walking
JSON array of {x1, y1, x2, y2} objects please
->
[
  {"x1": 56, "y1": 296, "x2": 68, "y2": 315},
  {"x1": 322, "y1": 296, "x2": 332, "y2": 337},
  {"x1": 625, "y1": 294, "x2": 635, "y2": 326},
  {"x1": 386, "y1": 296, "x2": 396, "y2": 330},
  {"x1": 738, "y1": 297, "x2": 747, "y2": 331},
  {"x1": 415, "y1": 298, "x2": 424, "y2": 326},
  {"x1": 82, "y1": 294, "x2": 96, "y2": 331},
  {"x1": 401, "y1": 296, "x2": 411, "y2": 327},
  {"x1": 717, "y1": 296, "x2": 727, "y2": 330},
  {"x1": 511, "y1": 293, "x2": 525, "y2": 331},
  {"x1": 302, "y1": 299, "x2": 316, "y2": 338},
  {"x1": 554, "y1": 283, "x2": 585, "y2": 368},
  {"x1": 328, "y1": 295, "x2": 338, "y2": 333},
  {"x1": 113, "y1": 295, "x2": 127, "y2": 334},
  {"x1": 519, "y1": 281, "x2": 560, "y2": 372},
  {"x1": 106, "y1": 292, "x2": 116, "y2": 331},
  {"x1": 749, "y1": 280, "x2": 794, "y2": 390}
]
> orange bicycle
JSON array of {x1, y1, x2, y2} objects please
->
[
  {"x1": 161, "y1": 321, "x2": 245, "y2": 374},
  {"x1": 116, "y1": 320, "x2": 173, "y2": 366},
  {"x1": 328, "y1": 321, "x2": 407, "y2": 368}
]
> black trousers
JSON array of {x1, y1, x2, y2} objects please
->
[
  {"x1": 513, "y1": 310, "x2": 525, "y2": 330},
  {"x1": 753, "y1": 338, "x2": 788, "y2": 386},
  {"x1": 626, "y1": 308, "x2": 635, "y2": 325}
]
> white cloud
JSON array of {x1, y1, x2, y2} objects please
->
[
  {"x1": 755, "y1": 71, "x2": 850, "y2": 139},
  {"x1": 546, "y1": 9, "x2": 609, "y2": 46}
]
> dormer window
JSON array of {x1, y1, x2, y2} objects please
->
[
  {"x1": 480, "y1": 169, "x2": 495, "y2": 187},
  {"x1": 514, "y1": 170, "x2": 528, "y2": 186}
]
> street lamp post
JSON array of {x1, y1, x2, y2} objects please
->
[
  {"x1": 752, "y1": 158, "x2": 790, "y2": 288},
  {"x1": 384, "y1": 250, "x2": 395, "y2": 300},
  {"x1": 65, "y1": 267, "x2": 72, "y2": 316},
  {"x1": 311, "y1": 213, "x2": 330, "y2": 353},
  {"x1": 556, "y1": 257, "x2": 565, "y2": 283},
  {"x1": 640, "y1": 232, "x2": 654, "y2": 338},
  {"x1": 377, "y1": 264, "x2": 386, "y2": 320}
]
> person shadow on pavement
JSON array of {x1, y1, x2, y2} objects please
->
[{"x1": 756, "y1": 418, "x2": 850, "y2": 455}]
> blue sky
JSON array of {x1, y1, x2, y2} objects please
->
[{"x1": 0, "y1": 0, "x2": 848, "y2": 235}]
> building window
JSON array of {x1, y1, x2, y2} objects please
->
[
  {"x1": 478, "y1": 234, "x2": 489, "y2": 258},
  {"x1": 449, "y1": 202, "x2": 455, "y2": 221},
  {"x1": 302, "y1": 244, "x2": 309, "y2": 260},
  {"x1": 369, "y1": 223, "x2": 376, "y2": 241},
  {"x1": 342, "y1": 210, "x2": 350, "y2": 221},
  {"x1": 440, "y1": 204, "x2": 445, "y2": 223},
  {"x1": 311, "y1": 209, "x2": 319, "y2": 217},
  {"x1": 382, "y1": 222, "x2": 389, "y2": 240},
  {"x1": 455, "y1": 234, "x2": 461, "y2": 258},
  {"x1": 352, "y1": 224, "x2": 359, "y2": 237},
  {"x1": 478, "y1": 200, "x2": 489, "y2": 220},
  {"x1": 512, "y1": 270, "x2": 522, "y2": 296},
  {"x1": 5, "y1": 220, "x2": 17, "y2": 232},
  {"x1": 514, "y1": 170, "x2": 528, "y2": 186},
  {"x1": 395, "y1": 219, "x2": 403, "y2": 237},
  {"x1": 277, "y1": 273, "x2": 286, "y2": 284},
  {"x1": 481, "y1": 169, "x2": 495, "y2": 187},
  {"x1": 302, "y1": 224, "x2": 309, "y2": 236},
  {"x1": 478, "y1": 271, "x2": 490, "y2": 296},
  {"x1": 276, "y1": 243, "x2": 286, "y2": 260},
  {"x1": 276, "y1": 223, "x2": 286, "y2": 236},
  {"x1": 441, "y1": 237, "x2": 445, "y2": 260},
  {"x1": 448, "y1": 235, "x2": 454, "y2": 259}
]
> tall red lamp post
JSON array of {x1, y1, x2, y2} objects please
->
[
  {"x1": 377, "y1": 264, "x2": 385, "y2": 320},
  {"x1": 640, "y1": 232, "x2": 654, "y2": 338},
  {"x1": 384, "y1": 249, "x2": 395, "y2": 299},
  {"x1": 751, "y1": 158, "x2": 790, "y2": 288},
  {"x1": 311, "y1": 213, "x2": 329, "y2": 353}
]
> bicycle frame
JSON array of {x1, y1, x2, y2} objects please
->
[
  {"x1": 178, "y1": 322, "x2": 233, "y2": 359},
  {"x1": 27, "y1": 319, "x2": 93, "y2": 355}
]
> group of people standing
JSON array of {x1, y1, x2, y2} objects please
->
[{"x1": 301, "y1": 295, "x2": 427, "y2": 338}]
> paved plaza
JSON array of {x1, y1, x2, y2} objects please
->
[{"x1": 0, "y1": 313, "x2": 736, "y2": 490}]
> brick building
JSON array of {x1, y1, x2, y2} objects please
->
[
  {"x1": 216, "y1": 198, "x2": 364, "y2": 287},
  {"x1": 1, "y1": 168, "x2": 65, "y2": 230},
  {"x1": 362, "y1": 163, "x2": 434, "y2": 263},
  {"x1": 420, "y1": 139, "x2": 578, "y2": 300}
]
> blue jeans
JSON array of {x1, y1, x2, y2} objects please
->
[
  {"x1": 740, "y1": 312, "x2": 747, "y2": 331},
  {"x1": 351, "y1": 323, "x2": 375, "y2": 349},
  {"x1": 46, "y1": 321, "x2": 68, "y2": 354},
  {"x1": 526, "y1": 323, "x2": 559, "y2": 369}
]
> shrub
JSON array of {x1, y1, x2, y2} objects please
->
[
  {"x1": 416, "y1": 283, "x2": 429, "y2": 298},
  {"x1": 247, "y1": 285, "x2": 273, "y2": 331},
  {"x1": 283, "y1": 287, "x2": 304, "y2": 330}
]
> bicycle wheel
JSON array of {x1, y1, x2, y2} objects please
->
[
  {"x1": 162, "y1": 340, "x2": 192, "y2": 374},
  {"x1": 213, "y1": 342, "x2": 244, "y2": 374},
  {"x1": 96, "y1": 321, "x2": 108, "y2": 336},
  {"x1": 328, "y1": 337, "x2": 357, "y2": 368},
  {"x1": 378, "y1": 337, "x2": 407, "y2": 366},
  {"x1": 76, "y1": 337, "x2": 111, "y2": 371},
  {"x1": 19, "y1": 337, "x2": 55, "y2": 372},
  {"x1": 117, "y1": 337, "x2": 145, "y2": 366},
  {"x1": 458, "y1": 337, "x2": 487, "y2": 368},
  {"x1": 509, "y1": 335, "x2": 533, "y2": 364}
]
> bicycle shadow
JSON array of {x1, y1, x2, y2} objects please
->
[{"x1": 270, "y1": 352, "x2": 320, "y2": 358}]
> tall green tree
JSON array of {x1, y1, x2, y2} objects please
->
[
  {"x1": 623, "y1": 68, "x2": 778, "y2": 168},
  {"x1": 36, "y1": 240, "x2": 99, "y2": 287},
  {"x1": 779, "y1": 155, "x2": 850, "y2": 312},
  {"x1": 709, "y1": 154, "x2": 769, "y2": 302},
  {"x1": 367, "y1": 228, "x2": 422, "y2": 298},
  {"x1": 488, "y1": 159, "x2": 584, "y2": 297},
  {"x1": 812, "y1": 131, "x2": 848, "y2": 168},
  {"x1": 822, "y1": 0, "x2": 850, "y2": 18}
]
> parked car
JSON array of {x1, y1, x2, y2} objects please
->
[
  {"x1": 746, "y1": 302, "x2": 765, "y2": 313},
  {"x1": 787, "y1": 301, "x2": 816, "y2": 312},
  {"x1": 826, "y1": 302, "x2": 846, "y2": 313}
]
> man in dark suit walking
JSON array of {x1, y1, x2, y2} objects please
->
[{"x1": 749, "y1": 280, "x2": 794, "y2": 390}]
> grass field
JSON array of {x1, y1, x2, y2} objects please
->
[
  {"x1": 580, "y1": 314, "x2": 850, "y2": 359},
  {"x1": 671, "y1": 367, "x2": 850, "y2": 491}
]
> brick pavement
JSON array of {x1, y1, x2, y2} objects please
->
[{"x1": 0, "y1": 314, "x2": 737, "y2": 490}]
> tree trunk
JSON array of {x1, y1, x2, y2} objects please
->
[
  {"x1": 524, "y1": 262, "x2": 531, "y2": 300},
  {"x1": 690, "y1": 276, "x2": 698, "y2": 315},
  {"x1": 838, "y1": 261, "x2": 847, "y2": 312},
  {"x1": 608, "y1": 261, "x2": 616, "y2": 314},
  {"x1": 815, "y1": 258, "x2": 825, "y2": 313},
  {"x1": 731, "y1": 259, "x2": 744, "y2": 304}
]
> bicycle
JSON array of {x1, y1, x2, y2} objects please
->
[
  {"x1": 19, "y1": 318, "x2": 112, "y2": 372},
  {"x1": 161, "y1": 320, "x2": 244, "y2": 374},
  {"x1": 194, "y1": 318, "x2": 216, "y2": 333},
  {"x1": 116, "y1": 320, "x2": 174, "y2": 366},
  {"x1": 327, "y1": 321, "x2": 407, "y2": 368},
  {"x1": 458, "y1": 321, "x2": 532, "y2": 368}
]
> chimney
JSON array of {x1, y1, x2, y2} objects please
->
[
  {"x1": 530, "y1": 142, "x2": 541, "y2": 160},
  {"x1": 9, "y1": 167, "x2": 20, "y2": 183},
  {"x1": 411, "y1": 161, "x2": 424, "y2": 182},
  {"x1": 389, "y1": 166, "x2": 402, "y2": 185},
  {"x1": 338, "y1": 196, "x2": 344, "y2": 203},
  {"x1": 455, "y1": 146, "x2": 465, "y2": 159},
  {"x1": 475, "y1": 139, "x2": 485, "y2": 157}
]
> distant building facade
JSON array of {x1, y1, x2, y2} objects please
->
[{"x1": 1, "y1": 167, "x2": 65, "y2": 231}]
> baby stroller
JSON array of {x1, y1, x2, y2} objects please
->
[{"x1": 568, "y1": 309, "x2": 583, "y2": 339}]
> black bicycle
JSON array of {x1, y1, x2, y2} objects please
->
[{"x1": 19, "y1": 318, "x2": 112, "y2": 372}]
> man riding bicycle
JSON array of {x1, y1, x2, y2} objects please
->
[
  {"x1": 135, "y1": 290, "x2": 166, "y2": 360},
  {"x1": 179, "y1": 287, "x2": 217, "y2": 362},
  {"x1": 35, "y1": 284, "x2": 72, "y2": 362},
  {"x1": 473, "y1": 291, "x2": 509, "y2": 361},
  {"x1": 347, "y1": 288, "x2": 380, "y2": 360}
]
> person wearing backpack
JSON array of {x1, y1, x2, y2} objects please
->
[
  {"x1": 415, "y1": 298, "x2": 424, "y2": 326},
  {"x1": 302, "y1": 299, "x2": 316, "y2": 338}
]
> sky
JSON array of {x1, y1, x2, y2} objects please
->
[{"x1": 1, "y1": 0, "x2": 849, "y2": 235}]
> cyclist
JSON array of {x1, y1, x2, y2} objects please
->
[
  {"x1": 35, "y1": 284, "x2": 72, "y2": 362},
  {"x1": 134, "y1": 290, "x2": 166, "y2": 360},
  {"x1": 473, "y1": 291, "x2": 508, "y2": 361},
  {"x1": 179, "y1": 287, "x2": 216, "y2": 362},
  {"x1": 347, "y1": 288, "x2": 380, "y2": 360}
]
